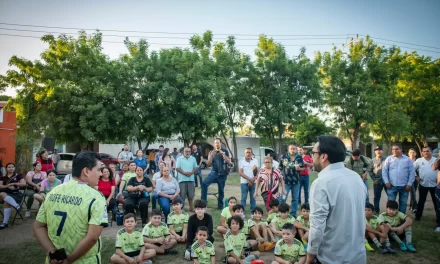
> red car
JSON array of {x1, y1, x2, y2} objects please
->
[{"x1": 98, "y1": 153, "x2": 119, "y2": 168}]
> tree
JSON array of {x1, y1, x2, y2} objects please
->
[
  {"x1": 292, "y1": 115, "x2": 334, "y2": 146},
  {"x1": 250, "y1": 36, "x2": 321, "y2": 153},
  {"x1": 315, "y1": 36, "x2": 387, "y2": 149}
]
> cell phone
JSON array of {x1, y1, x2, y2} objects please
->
[{"x1": 49, "y1": 248, "x2": 67, "y2": 261}]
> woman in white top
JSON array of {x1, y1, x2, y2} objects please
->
[
  {"x1": 24, "y1": 162, "x2": 47, "y2": 217},
  {"x1": 151, "y1": 162, "x2": 165, "y2": 209}
]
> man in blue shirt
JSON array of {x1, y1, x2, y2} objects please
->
[
  {"x1": 382, "y1": 143, "x2": 415, "y2": 213},
  {"x1": 201, "y1": 138, "x2": 231, "y2": 209},
  {"x1": 279, "y1": 143, "x2": 304, "y2": 217}
]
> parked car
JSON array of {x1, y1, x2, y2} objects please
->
[
  {"x1": 56, "y1": 153, "x2": 76, "y2": 175},
  {"x1": 98, "y1": 153, "x2": 119, "y2": 168}
]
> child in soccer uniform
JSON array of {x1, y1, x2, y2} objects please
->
[
  {"x1": 143, "y1": 209, "x2": 178, "y2": 254},
  {"x1": 168, "y1": 198, "x2": 189, "y2": 243},
  {"x1": 294, "y1": 204, "x2": 310, "y2": 249},
  {"x1": 270, "y1": 203, "x2": 295, "y2": 242},
  {"x1": 232, "y1": 204, "x2": 257, "y2": 250},
  {"x1": 364, "y1": 203, "x2": 396, "y2": 254},
  {"x1": 111, "y1": 213, "x2": 156, "y2": 264},
  {"x1": 217, "y1": 196, "x2": 237, "y2": 236},
  {"x1": 224, "y1": 215, "x2": 260, "y2": 264},
  {"x1": 267, "y1": 199, "x2": 280, "y2": 224},
  {"x1": 191, "y1": 226, "x2": 216, "y2": 264},
  {"x1": 248, "y1": 206, "x2": 276, "y2": 252},
  {"x1": 272, "y1": 223, "x2": 306, "y2": 264},
  {"x1": 185, "y1": 200, "x2": 214, "y2": 260},
  {"x1": 378, "y1": 200, "x2": 416, "y2": 252}
]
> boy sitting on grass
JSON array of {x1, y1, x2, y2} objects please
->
[
  {"x1": 267, "y1": 199, "x2": 280, "y2": 224},
  {"x1": 248, "y1": 206, "x2": 276, "y2": 252},
  {"x1": 270, "y1": 203, "x2": 295, "y2": 241},
  {"x1": 294, "y1": 204, "x2": 310, "y2": 250},
  {"x1": 143, "y1": 209, "x2": 178, "y2": 255},
  {"x1": 168, "y1": 198, "x2": 189, "y2": 243},
  {"x1": 232, "y1": 204, "x2": 257, "y2": 250},
  {"x1": 217, "y1": 196, "x2": 238, "y2": 236},
  {"x1": 224, "y1": 215, "x2": 260, "y2": 264},
  {"x1": 191, "y1": 226, "x2": 216, "y2": 264},
  {"x1": 111, "y1": 213, "x2": 156, "y2": 264},
  {"x1": 378, "y1": 200, "x2": 416, "y2": 252},
  {"x1": 364, "y1": 203, "x2": 396, "y2": 254},
  {"x1": 272, "y1": 223, "x2": 306, "y2": 264}
]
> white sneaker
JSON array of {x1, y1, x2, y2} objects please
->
[
  {"x1": 184, "y1": 249, "x2": 191, "y2": 261},
  {"x1": 25, "y1": 211, "x2": 31, "y2": 218},
  {"x1": 141, "y1": 260, "x2": 152, "y2": 264},
  {"x1": 435, "y1": 227, "x2": 440, "y2": 232}
]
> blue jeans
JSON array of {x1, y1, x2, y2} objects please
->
[
  {"x1": 158, "y1": 195, "x2": 184, "y2": 220},
  {"x1": 194, "y1": 167, "x2": 203, "y2": 187},
  {"x1": 151, "y1": 191, "x2": 158, "y2": 209},
  {"x1": 298, "y1": 176, "x2": 310, "y2": 205},
  {"x1": 201, "y1": 171, "x2": 227, "y2": 209},
  {"x1": 373, "y1": 182, "x2": 387, "y2": 213},
  {"x1": 386, "y1": 186, "x2": 410, "y2": 213},
  {"x1": 364, "y1": 179, "x2": 370, "y2": 204},
  {"x1": 240, "y1": 183, "x2": 256, "y2": 213},
  {"x1": 284, "y1": 183, "x2": 300, "y2": 217}
]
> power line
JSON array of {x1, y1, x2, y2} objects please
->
[
  {"x1": 0, "y1": 22, "x2": 356, "y2": 37},
  {"x1": 359, "y1": 34, "x2": 440, "y2": 50}
]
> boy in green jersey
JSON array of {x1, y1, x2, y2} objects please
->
[
  {"x1": 224, "y1": 215, "x2": 260, "y2": 264},
  {"x1": 217, "y1": 196, "x2": 237, "y2": 236},
  {"x1": 294, "y1": 204, "x2": 310, "y2": 249},
  {"x1": 270, "y1": 203, "x2": 295, "y2": 242},
  {"x1": 111, "y1": 213, "x2": 156, "y2": 264},
  {"x1": 248, "y1": 206, "x2": 276, "y2": 252},
  {"x1": 168, "y1": 198, "x2": 189, "y2": 243},
  {"x1": 267, "y1": 199, "x2": 280, "y2": 223},
  {"x1": 364, "y1": 203, "x2": 395, "y2": 254},
  {"x1": 232, "y1": 204, "x2": 257, "y2": 250},
  {"x1": 378, "y1": 200, "x2": 416, "y2": 252},
  {"x1": 191, "y1": 226, "x2": 216, "y2": 264},
  {"x1": 273, "y1": 223, "x2": 306, "y2": 264},
  {"x1": 143, "y1": 209, "x2": 178, "y2": 254}
]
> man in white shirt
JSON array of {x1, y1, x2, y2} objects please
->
[
  {"x1": 239, "y1": 148, "x2": 259, "y2": 213},
  {"x1": 414, "y1": 146, "x2": 438, "y2": 224},
  {"x1": 307, "y1": 136, "x2": 367, "y2": 264},
  {"x1": 117, "y1": 144, "x2": 133, "y2": 169}
]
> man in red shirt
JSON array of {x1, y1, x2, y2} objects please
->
[{"x1": 299, "y1": 147, "x2": 313, "y2": 205}]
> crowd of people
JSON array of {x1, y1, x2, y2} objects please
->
[{"x1": 0, "y1": 136, "x2": 439, "y2": 264}]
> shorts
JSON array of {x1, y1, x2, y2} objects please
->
[
  {"x1": 154, "y1": 243, "x2": 162, "y2": 247},
  {"x1": 176, "y1": 231, "x2": 183, "y2": 236},
  {"x1": 224, "y1": 253, "x2": 257, "y2": 263},
  {"x1": 7, "y1": 192, "x2": 23, "y2": 204},
  {"x1": 125, "y1": 250, "x2": 141, "y2": 258},
  {"x1": 179, "y1": 181, "x2": 195, "y2": 200}
]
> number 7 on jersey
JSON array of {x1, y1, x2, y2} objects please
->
[{"x1": 54, "y1": 211, "x2": 67, "y2": 236}]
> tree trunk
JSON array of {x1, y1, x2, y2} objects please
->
[
  {"x1": 137, "y1": 138, "x2": 142, "y2": 151},
  {"x1": 352, "y1": 124, "x2": 361, "y2": 150},
  {"x1": 232, "y1": 130, "x2": 238, "y2": 173}
]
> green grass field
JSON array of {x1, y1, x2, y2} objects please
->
[{"x1": 1, "y1": 172, "x2": 439, "y2": 263}]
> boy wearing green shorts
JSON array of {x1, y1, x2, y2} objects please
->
[
  {"x1": 143, "y1": 209, "x2": 178, "y2": 255},
  {"x1": 191, "y1": 226, "x2": 215, "y2": 264},
  {"x1": 248, "y1": 206, "x2": 276, "y2": 252},
  {"x1": 168, "y1": 198, "x2": 189, "y2": 243},
  {"x1": 364, "y1": 203, "x2": 396, "y2": 254},
  {"x1": 270, "y1": 203, "x2": 295, "y2": 242}
]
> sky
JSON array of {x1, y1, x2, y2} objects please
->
[{"x1": 1, "y1": 0, "x2": 439, "y2": 96}]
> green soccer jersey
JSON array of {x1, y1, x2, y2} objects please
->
[
  {"x1": 167, "y1": 211, "x2": 189, "y2": 232},
  {"x1": 366, "y1": 215, "x2": 380, "y2": 230},
  {"x1": 36, "y1": 180, "x2": 108, "y2": 264},
  {"x1": 271, "y1": 215, "x2": 296, "y2": 230},
  {"x1": 224, "y1": 231, "x2": 246, "y2": 257},
  {"x1": 248, "y1": 218, "x2": 268, "y2": 229},
  {"x1": 221, "y1": 207, "x2": 233, "y2": 221},
  {"x1": 122, "y1": 172, "x2": 136, "y2": 190},
  {"x1": 378, "y1": 212, "x2": 407, "y2": 227},
  {"x1": 115, "y1": 228, "x2": 144, "y2": 254},
  {"x1": 142, "y1": 222, "x2": 170, "y2": 238},
  {"x1": 267, "y1": 212, "x2": 278, "y2": 223},
  {"x1": 296, "y1": 215, "x2": 309, "y2": 229},
  {"x1": 242, "y1": 219, "x2": 249, "y2": 235},
  {"x1": 191, "y1": 240, "x2": 215, "y2": 264},
  {"x1": 274, "y1": 238, "x2": 305, "y2": 262}
]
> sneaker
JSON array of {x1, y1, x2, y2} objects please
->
[
  {"x1": 435, "y1": 227, "x2": 440, "y2": 232},
  {"x1": 184, "y1": 248, "x2": 191, "y2": 261},
  {"x1": 15, "y1": 206, "x2": 22, "y2": 213},
  {"x1": 141, "y1": 260, "x2": 152, "y2": 264},
  {"x1": 165, "y1": 248, "x2": 178, "y2": 255},
  {"x1": 365, "y1": 242, "x2": 374, "y2": 252},
  {"x1": 304, "y1": 243, "x2": 308, "y2": 251},
  {"x1": 386, "y1": 247, "x2": 397, "y2": 254},
  {"x1": 378, "y1": 246, "x2": 387, "y2": 254},
  {"x1": 25, "y1": 211, "x2": 31, "y2": 218},
  {"x1": 412, "y1": 209, "x2": 417, "y2": 213},
  {"x1": 0, "y1": 223, "x2": 8, "y2": 230},
  {"x1": 399, "y1": 242, "x2": 408, "y2": 252},
  {"x1": 406, "y1": 243, "x2": 416, "y2": 252}
]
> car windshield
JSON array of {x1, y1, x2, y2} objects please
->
[{"x1": 59, "y1": 154, "x2": 74, "y2": 160}]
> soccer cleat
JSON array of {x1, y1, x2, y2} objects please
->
[
  {"x1": 25, "y1": 211, "x2": 31, "y2": 218},
  {"x1": 365, "y1": 242, "x2": 374, "y2": 252},
  {"x1": 399, "y1": 242, "x2": 408, "y2": 252},
  {"x1": 378, "y1": 246, "x2": 387, "y2": 254},
  {"x1": 184, "y1": 248, "x2": 191, "y2": 260},
  {"x1": 386, "y1": 247, "x2": 397, "y2": 254},
  {"x1": 406, "y1": 243, "x2": 416, "y2": 252}
]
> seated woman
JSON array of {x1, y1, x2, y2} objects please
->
[
  {"x1": 155, "y1": 166, "x2": 184, "y2": 220},
  {"x1": 95, "y1": 166, "x2": 116, "y2": 213},
  {"x1": 151, "y1": 162, "x2": 165, "y2": 209},
  {"x1": 33, "y1": 169, "x2": 62, "y2": 206},
  {"x1": 24, "y1": 161, "x2": 47, "y2": 217},
  {"x1": 124, "y1": 166, "x2": 153, "y2": 225},
  {"x1": 0, "y1": 163, "x2": 26, "y2": 229}
]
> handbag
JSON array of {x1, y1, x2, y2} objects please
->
[{"x1": 261, "y1": 169, "x2": 274, "y2": 209}]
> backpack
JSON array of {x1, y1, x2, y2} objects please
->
[{"x1": 350, "y1": 155, "x2": 368, "y2": 169}]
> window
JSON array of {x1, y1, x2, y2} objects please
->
[{"x1": 0, "y1": 108, "x2": 3, "y2": 123}]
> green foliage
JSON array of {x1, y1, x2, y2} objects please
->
[{"x1": 293, "y1": 115, "x2": 334, "y2": 146}]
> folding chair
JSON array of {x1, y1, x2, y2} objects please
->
[{"x1": 11, "y1": 188, "x2": 26, "y2": 226}]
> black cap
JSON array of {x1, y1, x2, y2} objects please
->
[{"x1": 374, "y1": 146, "x2": 383, "y2": 151}]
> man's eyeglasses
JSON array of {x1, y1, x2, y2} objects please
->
[
  {"x1": 264, "y1": 161, "x2": 271, "y2": 164},
  {"x1": 311, "y1": 151, "x2": 321, "y2": 156}
]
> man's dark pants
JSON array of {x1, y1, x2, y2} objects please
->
[
  {"x1": 373, "y1": 181, "x2": 387, "y2": 213},
  {"x1": 201, "y1": 171, "x2": 226, "y2": 209}
]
